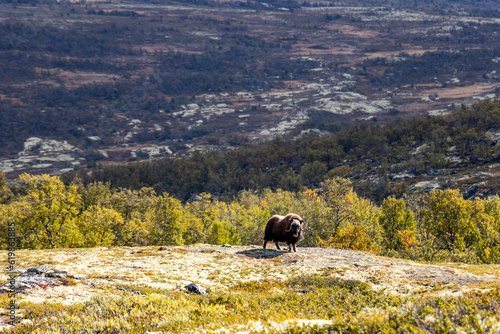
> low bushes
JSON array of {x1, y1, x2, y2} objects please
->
[{"x1": 1, "y1": 174, "x2": 500, "y2": 264}]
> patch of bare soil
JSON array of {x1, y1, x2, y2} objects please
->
[
  {"x1": 0, "y1": 95, "x2": 24, "y2": 106},
  {"x1": 398, "y1": 101, "x2": 443, "y2": 114},
  {"x1": 1, "y1": 245, "x2": 498, "y2": 307},
  {"x1": 291, "y1": 34, "x2": 435, "y2": 62},
  {"x1": 361, "y1": 46, "x2": 437, "y2": 60},
  {"x1": 36, "y1": 69, "x2": 120, "y2": 89},
  {"x1": 282, "y1": 80, "x2": 311, "y2": 89},
  {"x1": 327, "y1": 24, "x2": 383, "y2": 38},
  {"x1": 291, "y1": 43, "x2": 356, "y2": 56},
  {"x1": 417, "y1": 83, "x2": 498, "y2": 99}
]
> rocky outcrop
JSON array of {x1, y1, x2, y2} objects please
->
[
  {"x1": 0, "y1": 267, "x2": 82, "y2": 294},
  {"x1": 184, "y1": 283, "x2": 207, "y2": 295},
  {"x1": 0, "y1": 137, "x2": 83, "y2": 175}
]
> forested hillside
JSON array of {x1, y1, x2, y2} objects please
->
[
  {"x1": 1, "y1": 0, "x2": 500, "y2": 178},
  {"x1": 72, "y1": 100, "x2": 500, "y2": 203}
]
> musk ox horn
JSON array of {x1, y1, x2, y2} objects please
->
[{"x1": 285, "y1": 218, "x2": 303, "y2": 233}]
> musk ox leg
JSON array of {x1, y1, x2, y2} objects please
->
[
  {"x1": 292, "y1": 244, "x2": 297, "y2": 252},
  {"x1": 263, "y1": 240, "x2": 268, "y2": 249},
  {"x1": 274, "y1": 242, "x2": 282, "y2": 250}
]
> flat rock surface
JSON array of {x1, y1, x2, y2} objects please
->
[
  {"x1": 0, "y1": 266, "x2": 82, "y2": 294},
  {"x1": 1, "y1": 245, "x2": 499, "y2": 306}
]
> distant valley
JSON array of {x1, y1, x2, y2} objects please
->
[{"x1": 1, "y1": 0, "x2": 500, "y2": 185}]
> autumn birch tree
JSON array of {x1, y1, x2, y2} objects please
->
[{"x1": 16, "y1": 174, "x2": 81, "y2": 249}]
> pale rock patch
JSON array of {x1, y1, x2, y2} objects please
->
[{"x1": 0, "y1": 137, "x2": 81, "y2": 174}]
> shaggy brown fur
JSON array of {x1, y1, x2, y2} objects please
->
[{"x1": 263, "y1": 213, "x2": 304, "y2": 252}]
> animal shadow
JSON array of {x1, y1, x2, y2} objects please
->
[{"x1": 236, "y1": 248, "x2": 287, "y2": 259}]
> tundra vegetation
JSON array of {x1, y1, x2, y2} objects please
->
[{"x1": 2, "y1": 269, "x2": 500, "y2": 333}]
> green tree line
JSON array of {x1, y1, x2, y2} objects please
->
[{"x1": 2, "y1": 173, "x2": 500, "y2": 264}]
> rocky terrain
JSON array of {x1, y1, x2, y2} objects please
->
[{"x1": 1, "y1": 245, "x2": 499, "y2": 332}]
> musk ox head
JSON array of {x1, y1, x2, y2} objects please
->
[{"x1": 286, "y1": 218, "x2": 303, "y2": 238}]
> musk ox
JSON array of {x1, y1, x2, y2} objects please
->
[{"x1": 263, "y1": 213, "x2": 304, "y2": 252}]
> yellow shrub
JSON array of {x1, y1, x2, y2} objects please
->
[
  {"x1": 397, "y1": 230, "x2": 419, "y2": 250},
  {"x1": 324, "y1": 224, "x2": 376, "y2": 252}
]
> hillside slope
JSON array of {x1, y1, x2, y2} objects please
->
[
  {"x1": 1, "y1": 0, "x2": 500, "y2": 178},
  {"x1": 2, "y1": 245, "x2": 499, "y2": 332},
  {"x1": 78, "y1": 100, "x2": 500, "y2": 203}
]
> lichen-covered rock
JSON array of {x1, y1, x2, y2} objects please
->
[
  {"x1": 26, "y1": 267, "x2": 69, "y2": 278},
  {"x1": 185, "y1": 283, "x2": 207, "y2": 295},
  {"x1": 15, "y1": 275, "x2": 63, "y2": 290},
  {"x1": 410, "y1": 180, "x2": 440, "y2": 192},
  {"x1": 0, "y1": 266, "x2": 81, "y2": 294}
]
